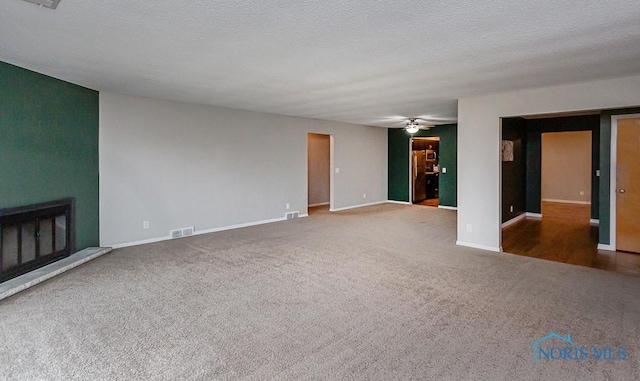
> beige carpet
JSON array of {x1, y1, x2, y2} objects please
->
[{"x1": 1, "y1": 204, "x2": 638, "y2": 380}]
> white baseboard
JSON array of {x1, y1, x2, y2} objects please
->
[
  {"x1": 590, "y1": 219, "x2": 599, "y2": 225},
  {"x1": 109, "y1": 215, "x2": 306, "y2": 249},
  {"x1": 386, "y1": 200, "x2": 412, "y2": 205},
  {"x1": 308, "y1": 202, "x2": 330, "y2": 207},
  {"x1": 542, "y1": 198, "x2": 591, "y2": 205},
  {"x1": 501, "y1": 213, "x2": 526, "y2": 228},
  {"x1": 526, "y1": 212, "x2": 543, "y2": 218},
  {"x1": 438, "y1": 205, "x2": 458, "y2": 210},
  {"x1": 110, "y1": 235, "x2": 172, "y2": 249},
  {"x1": 456, "y1": 240, "x2": 501, "y2": 252},
  {"x1": 330, "y1": 201, "x2": 387, "y2": 212},
  {"x1": 597, "y1": 243, "x2": 616, "y2": 252}
]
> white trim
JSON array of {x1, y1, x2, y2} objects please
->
[
  {"x1": 329, "y1": 135, "x2": 335, "y2": 211},
  {"x1": 526, "y1": 212, "x2": 543, "y2": 218},
  {"x1": 456, "y1": 240, "x2": 502, "y2": 252},
  {"x1": 387, "y1": 200, "x2": 412, "y2": 205},
  {"x1": 501, "y1": 213, "x2": 526, "y2": 228},
  {"x1": 111, "y1": 235, "x2": 170, "y2": 249},
  {"x1": 437, "y1": 205, "x2": 458, "y2": 210},
  {"x1": 110, "y1": 215, "x2": 302, "y2": 249},
  {"x1": 330, "y1": 201, "x2": 387, "y2": 212},
  {"x1": 542, "y1": 198, "x2": 591, "y2": 205},
  {"x1": 597, "y1": 243, "x2": 616, "y2": 252},
  {"x1": 308, "y1": 133, "x2": 334, "y2": 211},
  {"x1": 0, "y1": 247, "x2": 112, "y2": 301},
  {"x1": 590, "y1": 219, "x2": 599, "y2": 225}
]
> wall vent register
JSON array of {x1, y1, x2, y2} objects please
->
[
  {"x1": 286, "y1": 211, "x2": 300, "y2": 220},
  {"x1": 0, "y1": 199, "x2": 74, "y2": 282},
  {"x1": 170, "y1": 227, "x2": 195, "y2": 239}
]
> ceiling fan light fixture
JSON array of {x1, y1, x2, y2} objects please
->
[{"x1": 405, "y1": 119, "x2": 420, "y2": 134}]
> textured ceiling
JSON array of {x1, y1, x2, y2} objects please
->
[{"x1": 1, "y1": 1, "x2": 639, "y2": 128}]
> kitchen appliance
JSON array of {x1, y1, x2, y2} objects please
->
[{"x1": 413, "y1": 150, "x2": 427, "y2": 202}]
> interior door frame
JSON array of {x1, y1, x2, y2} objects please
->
[
  {"x1": 608, "y1": 113, "x2": 640, "y2": 251},
  {"x1": 409, "y1": 137, "x2": 441, "y2": 204},
  {"x1": 306, "y1": 133, "x2": 334, "y2": 213}
]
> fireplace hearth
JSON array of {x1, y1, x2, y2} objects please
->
[{"x1": 0, "y1": 199, "x2": 74, "y2": 282}]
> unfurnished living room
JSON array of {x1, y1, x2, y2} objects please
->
[{"x1": 1, "y1": 1, "x2": 639, "y2": 380}]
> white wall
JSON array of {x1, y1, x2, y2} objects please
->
[
  {"x1": 99, "y1": 93, "x2": 387, "y2": 247},
  {"x1": 542, "y1": 131, "x2": 591, "y2": 203},
  {"x1": 458, "y1": 74, "x2": 640, "y2": 251},
  {"x1": 307, "y1": 133, "x2": 330, "y2": 206}
]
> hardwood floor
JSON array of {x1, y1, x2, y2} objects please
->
[
  {"x1": 416, "y1": 198, "x2": 439, "y2": 207},
  {"x1": 502, "y1": 201, "x2": 640, "y2": 277},
  {"x1": 308, "y1": 204, "x2": 330, "y2": 215}
]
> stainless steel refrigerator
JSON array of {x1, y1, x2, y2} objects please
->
[{"x1": 413, "y1": 150, "x2": 427, "y2": 202}]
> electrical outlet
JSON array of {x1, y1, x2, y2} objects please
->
[
  {"x1": 442, "y1": 167, "x2": 447, "y2": 174},
  {"x1": 286, "y1": 203, "x2": 290, "y2": 210},
  {"x1": 510, "y1": 205, "x2": 513, "y2": 213},
  {"x1": 466, "y1": 224, "x2": 472, "y2": 232},
  {"x1": 580, "y1": 191, "x2": 585, "y2": 196},
  {"x1": 596, "y1": 169, "x2": 600, "y2": 177},
  {"x1": 335, "y1": 168, "x2": 340, "y2": 173},
  {"x1": 143, "y1": 221, "x2": 149, "y2": 229},
  {"x1": 363, "y1": 193, "x2": 367, "y2": 198}
]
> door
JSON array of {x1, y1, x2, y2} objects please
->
[{"x1": 616, "y1": 118, "x2": 640, "y2": 253}]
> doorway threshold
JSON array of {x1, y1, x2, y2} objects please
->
[{"x1": 0, "y1": 247, "x2": 112, "y2": 301}]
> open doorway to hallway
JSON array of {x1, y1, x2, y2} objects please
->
[
  {"x1": 411, "y1": 137, "x2": 440, "y2": 207},
  {"x1": 541, "y1": 130, "x2": 593, "y2": 220},
  {"x1": 308, "y1": 133, "x2": 332, "y2": 216}
]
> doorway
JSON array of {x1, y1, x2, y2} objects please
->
[
  {"x1": 610, "y1": 115, "x2": 640, "y2": 254},
  {"x1": 500, "y1": 113, "x2": 640, "y2": 276},
  {"x1": 308, "y1": 133, "x2": 332, "y2": 215},
  {"x1": 411, "y1": 137, "x2": 440, "y2": 207},
  {"x1": 541, "y1": 131, "x2": 592, "y2": 221}
]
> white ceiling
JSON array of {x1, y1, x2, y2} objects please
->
[{"x1": 1, "y1": 1, "x2": 639, "y2": 128}]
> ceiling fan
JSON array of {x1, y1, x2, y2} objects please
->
[{"x1": 404, "y1": 118, "x2": 433, "y2": 134}]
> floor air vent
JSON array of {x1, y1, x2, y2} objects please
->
[
  {"x1": 170, "y1": 227, "x2": 195, "y2": 239},
  {"x1": 285, "y1": 211, "x2": 300, "y2": 220}
]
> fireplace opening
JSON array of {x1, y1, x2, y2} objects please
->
[{"x1": 0, "y1": 198, "x2": 75, "y2": 282}]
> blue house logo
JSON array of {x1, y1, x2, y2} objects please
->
[
  {"x1": 532, "y1": 333, "x2": 576, "y2": 363},
  {"x1": 532, "y1": 333, "x2": 628, "y2": 363}
]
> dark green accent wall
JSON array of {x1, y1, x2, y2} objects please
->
[
  {"x1": 388, "y1": 124, "x2": 457, "y2": 207},
  {"x1": 598, "y1": 107, "x2": 640, "y2": 245},
  {"x1": 388, "y1": 128, "x2": 410, "y2": 201},
  {"x1": 524, "y1": 115, "x2": 600, "y2": 219},
  {"x1": 0, "y1": 61, "x2": 99, "y2": 250},
  {"x1": 501, "y1": 118, "x2": 527, "y2": 223}
]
